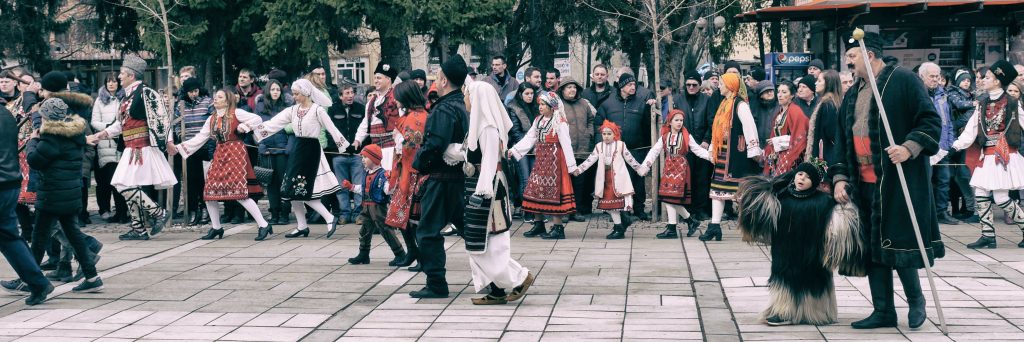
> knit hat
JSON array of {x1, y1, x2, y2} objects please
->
[
  {"x1": 360, "y1": 143, "x2": 383, "y2": 166},
  {"x1": 750, "y1": 67, "x2": 767, "y2": 82},
  {"x1": 954, "y1": 69, "x2": 973, "y2": 87},
  {"x1": 374, "y1": 62, "x2": 399, "y2": 81},
  {"x1": 756, "y1": 80, "x2": 775, "y2": 95},
  {"x1": 659, "y1": 79, "x2": 673, "y2": 90},
  {"x1": 441, "y1": 55, "x2": 469, "y2": 88},
  {"x1": 616, "y1": 73, "x2": 637, "y2": 88},
  {"x1": 41, "y1": 71, "x2": 68, "y2": 93},
  {"x1": 684, "y1": 70, "x2": 702, "y2": 83},
  {"x1": 267, "y1": 69, "x2": 289, "y2": 84},
  {"x1": 410, "y1": 69, "x2": 427, "y2": 82},
  {"x1": 795, "y1": 160, "x2": 826, "y2": 189},
  {"x1": 723, "y1": 60, "x2": 742, "y2": 74},
  {"x1": 808, "y1": 59, "x2": 825, "y2": 71},
  {"x1": 181, "y1": 77, "x2": 203, "y2": 94},
  {"x1": 989, "y1": 60, "x2": 1019, "y2": 89},
  {"x1": 38, "y1": 98, "x2": 70, "y2": 122},
  {"x1": 703, "y1": 70, "x2": 720, "y2": 81},
  {"x1": 798, "y1": 74, "x2": 816, "y2": 92},
  {"x1": 123, "y1": 54, "x2": 148, "y2": 75}
]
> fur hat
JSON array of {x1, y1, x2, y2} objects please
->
[
  {"x1": 123, "y1": 54, "x2": 148, "y2": 75},
  {"x1": 795, "y1": 160, "x2": 826, "y2": 189},
  {"x1": 374, "y1": 62, "x2": 399, "y2": 81},
  {"x1": 38, "y1": 98, "x2": 70, "y2": 122},
  {"x1": 41, "y1": 71, "x2": 68, "y2": 93},
  {"x1": 723, "y1": 60, "x2": 742, "y2": 73},
  {"x1": 989, "y1": 60, "x2": 1019, "y2": 89},
  {"x1": 360, "y1": 143, "x2": 383, "y2": 166},
  {"x1": 181, "y1": 77, "x2": 203, "y2": 94}
]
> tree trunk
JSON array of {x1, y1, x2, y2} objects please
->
[
  {"x1": 158, "y1": 0, "x2": 177, "y2": 228},
  {"x1": 651, "y1": 27, "x2": 661, "y2": 221},
  {"x1": 379, "y1": 33, "x2": 412, "y2": 72},
  {"x1": 527, "y1": 1, "x2": 555, "y2": 70},
  {"x1": 769, "y1": 0, "x2": 783, "y2": 52},
  {"x1": 785, "y1": 0, "x2": 805, "y2": 52}
]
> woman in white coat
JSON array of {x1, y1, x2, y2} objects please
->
[{"x1": 90, "y1": 73, "x2": 127, "y2": 223}]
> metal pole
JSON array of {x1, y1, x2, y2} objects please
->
[{"x1": 852, "y1": 28, "x2": 949, "y2": 336}]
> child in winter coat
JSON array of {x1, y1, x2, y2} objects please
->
[
  {"x1": 345, "y1": 144, "x2": 406, "y2": 265},
  {"x1": 573, "y1": 121, "x2": 643, "y2": 239},
  {"x1": 638, "y1": 109, "x2": 712, "y2": 239}
]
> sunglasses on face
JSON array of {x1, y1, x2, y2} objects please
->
[{"x1": 685, "y1": 83, "x2": 700, "y2": 87}]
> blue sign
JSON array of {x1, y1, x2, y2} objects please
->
[{"x1": 771, "y1": 52, "x2": 815, "y2": 67}]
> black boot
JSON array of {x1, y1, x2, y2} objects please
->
[
  {"x1": 897, "y1": 268, "x2": 927, "y2": 329},
  {"x1": 388, "y1": 251, "x2": 407, "y2": 267},
  {"x1": 45, "y1": 262, "x2": 73, "y2": 282},
  {"x1": 189, "y1": 207, "x2": 205, "y2": 226},
  {"x1": 606, "y1": 224, "x2": 625, "y2": 239},
  {"x1": 255, "y1": 224, "x2": 274, "y2": 241},
  {"x1": 685, "y1": 217, "x2": 702, "y2": 237},
  {"x1": 523, "y1": 221, "x2": 546, "y2": 238},
  {"x1": 394, "y1": 225, "x2": 418, "y2": 267},
  {"x1": 698, "y1": 223, "x2": 722, "y2": 241},
  {"x1": 966, "y1": 236, "x2": 997, "y2": 249},
  {"x1": 269, "y1": 210, "x2": 280, "y2": 226},
  {"x1": 200, "y1": 228, "x2": 224, "y2": 240},
  {"x1": 542, "y1": 224, "x2": 565, "y2": 240},
  {"x1": 570, "y1": 213, "x2": 585, "y2": 222},
  {"x1": 852, "y1": 266, "x2": 897, "y2": 329},
  {"x1": 656, "y1": 224, "x2": 678, "y2": 239},
  {"x1": 348, "y1": 249, "x2": 370, "y2": 264},
  {"x1": 276, "y1": 208, "x2": 289, "y2": 225}
]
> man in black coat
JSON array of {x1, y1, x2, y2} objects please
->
[
  {"x1": 673, "y1": 70, "x2": 712, "y2": 219},
  {"x1": 596, "y1": 73, "x2": 653, "y2": 220},
  {"x1": 410, "y1": 55, "x2": 470, "y2": 299},
  {"x1": 0, "y1": 105, "x2": 53, "y2": 305},
  {"x1": 830, "y1": 31, "x2": 943, "y2": 330},
  {"x1": 582, "y1": 64, "x2": 613, "y2": 110}
]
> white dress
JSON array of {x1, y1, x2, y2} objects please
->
[
  {"x1": 952, "y1": 93, "x2": 1024, "y2": 191},
  {"x1": 103, "y1": 106, "x2": 177, "y2": 191},
  {"x1": 254, "y1": 104, "x2": 349, "y2": 199}
]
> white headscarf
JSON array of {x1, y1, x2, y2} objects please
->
[
  {"x1": 536, "y1": 90, "x2": 566, "y2": 130},
  {"x1": 292, "y1": 79, "x2": 333, "y2": 108},
  {"x1": 465, "y1": 80, "x2": 513, "y2": 152}
]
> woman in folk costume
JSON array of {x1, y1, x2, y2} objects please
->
[
  {"x1": 703, "y1": 72, "x2": 763, "y2": 241},
  {"x1": 170, "y1": 88, "x2": 271, "y2": 241},
  {"x1": 509, "y1": 91, "x2": 578, "y2": 240},
  {"x1": 637, "y1": 109, "x2": 712, "y2": 239},
  {"x1": 460, "y1": 79, "x2": 535, "y2": 305},
  {"x1": 736, "y1": 160, "x2": 863, "y2": 326},
  {"x1": 574, "y1": 121, "x2": 642, "y2": 240},
  {"x1": 950, "y1": 60, "x2": 1024, "y2": 249},
  {"x1": 252, "y1": 79, "x2": 349, "y2": 239},
  {"x1": 384, "y1": 82, "x2": 430, "y2": 268},
  {"x1": 762, "y1": 81, "x2": 809, "y2": 177}
]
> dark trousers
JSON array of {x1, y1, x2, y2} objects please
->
[
  {"x1": 264, "y1": 154, "x2": 289, "y2": 213},
  {"x1": 930, "y1": 156, "x2": 952, "y2": 214},
  {"x1": 688, "y1": 154, "x2": 713, "y2": 217},
  {"x1": 416, "y1": 178, "x2": 464, "y2": 294},
  {"x1": 627, "y1": 148, "x2": 649, "y2": 216},
  {"x1": 31, "y1": 211, "x2": 97, "y2": 279},
  {"x1": 95, "y1": 163, "x2": 127, "y2": 215},
  {"x1": 358, "y1": 204, "x2": 404, "y2": 255},
  {"x1": 0, "y1": 188, "x2": 48, "y2": 291},
  {"x1": 571, "y1": 157, "x2": 596, "y2": 215},
  {"x1": 173, "y1": 152, "x2": 208, "y2": 214}
]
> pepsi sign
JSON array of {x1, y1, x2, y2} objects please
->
[{"x1": 772, "y1": 53, "x2": 814, "y2": 66}]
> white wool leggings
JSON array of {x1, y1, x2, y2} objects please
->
[
  {"x1": 206, "y1": 199, "x2": 268, "y2": 229},
  {"x1": 974, "y1": 188, "x2": 1024, "y2": 237},
  {"x1": 291, "y1": 200, "x2": 335, "y2": 231},
  {"x1": 711, "y1": 199, "x2": 726, "y2": 224},
  {"x1": 664, "y1": 204, "x2": 692, "y2": 224},
  {"x1": 608, "y1": 210, "x2": 622, "y2": 224}
]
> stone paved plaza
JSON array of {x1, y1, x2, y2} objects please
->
[{"x1": 3, "y1": 209, "x2": 1024, "y2": 341}]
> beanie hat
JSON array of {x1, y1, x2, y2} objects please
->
[
  {"x1": 41, "y1": 71, "x2": 68, "y2": 93},
  {"x1": 616, "y1": 73, "x2": 637, "y2": 88},
  {"x1": 38, "y1": 98, "x2": 70, "y2": 122},
  {"x1": 808, "y1": 59, "x2": 825, "y2": 71},
  {"x1": 360, "y1": 144, "x2": 383, "y2": 166},
  {"x1": 750, "y1": 67, "x2": 767, "y2": 82},
  {"x1": 374, "y1": 62, "x2": 399, "y2": 81},
  {"x1": 684, "y1": 70, "x2": 702, "y2": 83},
  {"x1": 954, "y1": 69, "x2": 973, "y2": 87},
  {"x1": 441, "y1": 55, "x2": 469, "y2": 88},
  {"x1": 795, "y1": 160, "x2": 826, "y2": 189},
  {"x1": 703, "y1": 70, "x2": 720, "y2": 81},
  {"x1": 798, "y1": 74, "x2": 816, "y2": 92},
  {"x1": 410, "y1": 69, "x2": 427, "y2": 82},
  {"x1": 723, "y1": 60, "x2": 742, "y2": 73}
]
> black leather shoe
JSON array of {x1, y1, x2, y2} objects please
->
[
  {"x1": 255, "y1": 224, "x2": 274, "y2": 241},
  {"x1": 523, "y1": 222, "x2": 546, "y2": 238},
  {"x1": 936, "y1": 212, "x2": 959, "y2": 225},
  {"x1": 966, "y1": 236, "x2": 997, "y2": 249},
  {"x1": 656, "y1": 224, "x2": 678, "y2": 239},
  {"x1": 25, "y1": 283, "x2": 54, "y2": 306},
  {"x1": 570, "y1": 213, "x2": 586, "y2": 222},
  {"x1": 409, "y1": 287, "x2": 449, "y2": 298},
  {"x1": 285, "y1": 227, "x2": 310, "y2": 238},
  {"x1": 698, "y1": 223, "x2": 722, "y2": 241},
  {"x1": 685, "y1": 217, "x2": 702, "y2": 237},
  {"x1": 407, "y1": 264, "x2": 422, "y2": 272},
  {"x1": 542, "y1": 225, "x2": 565, "y2": 240},
  {"x1": 200, "y1": 228, "x2": 224, "y2": 240},
  {"x1": 606, "y1": 225, "x2": 625, "y2": 239},
  {"x1": 851, "y1": 311, "x2": 898, "y2": 329}
]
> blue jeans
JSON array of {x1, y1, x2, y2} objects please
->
[
  {"x1": 516, "y1": 156, "x2": 533, "y2": 203},
  {"x1": 0, "y1": 187, "x2": 48, "y2": 290},
  {"x1": 931, "y1": 156, "x2": 952, "y2": 213},
  {"x1": 332, "y1": 155, "x2": 365, "y2": 219}
]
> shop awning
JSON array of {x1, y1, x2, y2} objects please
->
[{"x1": 736, "y1": 0, "x2": 1024, "y2": 27}]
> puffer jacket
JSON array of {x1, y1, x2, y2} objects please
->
[
  {"x1": 50, "y1": 91, "x2": 96, "y2": 176},
  {"x1": 596, "y1": 87, "x2": 653, "y2": 150},
  {"x1": 558, "y1": 77, "x2": 597, "y2": 157},
  {"x1": 27, "y1": 115, "x2": 87, "y2": 215},
  {"x1": 92, "y1": 90, "x2": 122, "y2": 167}
]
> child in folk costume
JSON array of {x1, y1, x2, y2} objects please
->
[
  {"x1": 573, "y1": 121, "x2": 643, "y2": 240},
  {"x1": 252, "y1": 79, "x2": 349, "y2": 239},
  {"x1": 951, "y1": 60, "x2": 1024, "y2": 249},
  {"x1": 509, "y1": 91, "x2": 577, "y2": 240},
  {"x1": 737, "y1": 160, "x2": 864, "y2": 326},
  {"x1": 637, "y1": 109, "x2": 712, "y2": 239},
  {"x1": 456, "y1": 80, "x2": 535, "y2": 305},
  {"x1": 345, "y1": 144, "x2": 407, "y2": 265},
  {"x1": 384, "y1": 82, "x2": 430, "y2": 268},
  {"x1": 170, "y1": 88, "x2": 271, "y2": 241}
]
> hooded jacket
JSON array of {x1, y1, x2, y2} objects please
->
[
  {"x1": 50, "y1": 91, "x2": 96, "y2": 176},
  {"x1": 28, "y1": 115, "x2": 87, "y2": 215},
  {"x1": 558, "y1": 77, "x2": 597, "y2": 157}
]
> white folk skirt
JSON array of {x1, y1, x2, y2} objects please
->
[
  {"x1": 970, "y1": 154, "x2": 1024, "y2": 191},
  {"x1": 111, "y1": 146, "x2": 178, "y2": 191},
  {"x1": 467, "y1": 231, "x2": 529, "y2": 293}
]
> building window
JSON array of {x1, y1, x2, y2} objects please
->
[{"x1": 336, "y1": 57, "x2": 368, "y2": 85}]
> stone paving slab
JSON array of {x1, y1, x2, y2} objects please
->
[{"x1": 3, "y1": 206, "x2": 1024, "y2": 340}]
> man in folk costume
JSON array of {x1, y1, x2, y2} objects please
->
[
  {"x1": 951, "y1": 60, "x2": 1024, "y2": 249},
  {"x1": 87, "y1": 54, "x2": 177, "y2": 241},
  {"x1": 355, "y1": 62, "x2": 402, "y2": 171},
  {"x1": 411, "y1": 55, "x2": 471, "y2": 299},
  {"x1": 460, "y1": 80, "x2": 535, "y2": 305},
  {"x1": 831, "y1": 30, "x2": 943, "y2": 330},
  {"x1": 703, "y1": 72, "x2": 762, "y2": 241}
]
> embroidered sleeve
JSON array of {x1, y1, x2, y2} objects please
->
[
  {"x1": 622, "y1": 143, "x2": 643, "y2": 170},
  {"x1": 254, "y1": 107, "x2": 293, "y2": 142},
  {"x1": 688, "y1": 135, "x2": 711, "y2": 161},
  {"x1": 509, "y1": 118, "x2": 539, "y2": 160},
  {"x1": 642, "y1": 137, "x2": 664, "y2": 168},
  {"x1": 577, "y1": 147, "x2": 600, "y2": 172},
  {"x1": 102, "y1": 120, "x2": 123, "y2": 138},
  {"x1": 317, "y1": 106, "x2": 350, "y2": 151},
  {"x1": 177, "y1": 116, "x2": 213, "y2": 160}
]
